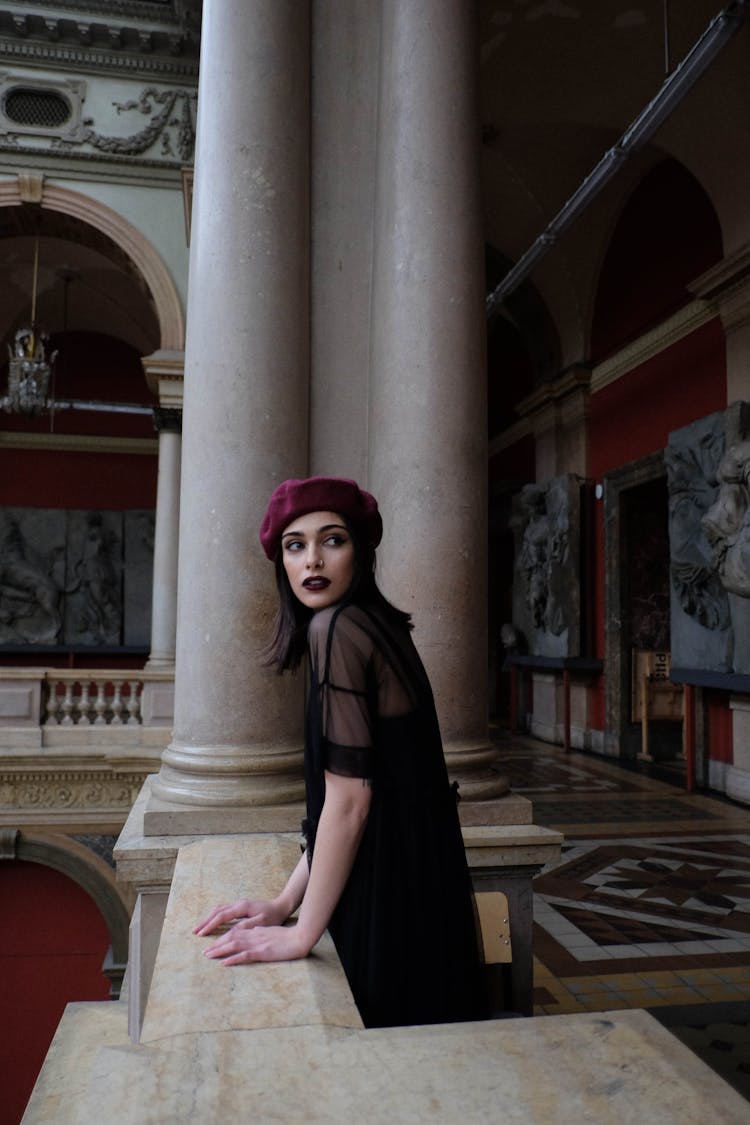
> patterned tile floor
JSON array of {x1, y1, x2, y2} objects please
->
[{"x1": 495, "y1": 733, "x2": 750, "y2": 1099}]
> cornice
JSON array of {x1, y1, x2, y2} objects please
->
[
  {"x1": 690, "y1": 243, "x2": 750, "y2": 303},
  {"x1": 9, "y1": 1, "x2": 188, "y2": 22},
  {"x1": 0, "y1": 430, "x2": 158, "y2": 454},
  {"x1": 515, "y1": 368, "x2": 591, "y2": 419},
  {"x1": 0, "y1": 38, "x2": 199, "y2": 79},
  {"x1": 590, "y1": 300, "x2": 716, "y2": 394}
]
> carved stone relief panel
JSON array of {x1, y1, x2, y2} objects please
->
[
  {"x1": 0, "y1": 507, "x2": 153, "y2": 648},
  {"x1": 511, "y1": 474, "x2": 581, "y2": 657},
  {"x1": 667, "y1": 402, "x2": 750, "y2": 673}
]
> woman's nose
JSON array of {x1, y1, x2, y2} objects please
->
[{"x1": 305, "y1": 547, "x2": 322, "y2": 569}]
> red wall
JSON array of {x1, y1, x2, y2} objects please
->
[
  {"x1": 0, "y1": 447, "x2": 156, "y2": 509},
  {"x1": 587, "y1": 320, "x2": 727, "y2": 731},
  {"x1": 0, "y1": 861, "x2": 112, "y2": 1125},
  {"x1": 706, "y1": 691, "x2": 733, "y2": 764},
  {"x1": 590, "y1": 320, "x2": 726, "y2": 481}
]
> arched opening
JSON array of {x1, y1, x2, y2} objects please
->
[
  {"x1": 591, "y1": 158, "x2": 723, "y2": 363},
  {"x1": 0, "y1": 202, "x2": 166, "y2": 663},
  {"x1": 0, "y1": 841, "x2": 125, "y2": 1125}
]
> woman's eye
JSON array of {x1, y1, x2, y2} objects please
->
[
  {"x1": 284, "y1": 540, "x2": 304, "y2": 552},
  {"x1": 324, "y1": 535, "x2": 347, "y2": 547}
]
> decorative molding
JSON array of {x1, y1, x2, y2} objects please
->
[
  {"x1": 141, "y1": 347, "x2": 184, "y2": 403},
  {"x1": 0, "y1": 37, "x2": 199, "y2": 80},
  {"x1": 0, "y1": 770, "x2": 143, "y2": 811},
  {"x1": 72, "y1": 86, "x2": 195, "y2": 163},
  {"x1": 0, "y1": 71, "x2": 87, "y2": 141},
  {"x1": 0, "y1": 178, "x2": 185, "y2": 348},
  {"x1": 515, "y1": 368, "x2": 591, "y2": 420},
  {"x1": 0, "y1": 75, "x2": 196, "y2": 166},
  {"x1": 690, "y1": 242, "x2": 750, "y2": 303},
  {"x1": 591, "y1": 300, "x2": 717, "y2": 394},
  {"x1": 0, "y1": 431, "x2": 158, "y2": 455},
  {"x1": 0, "y1": 2, "x2": 200, "y2": 79}
]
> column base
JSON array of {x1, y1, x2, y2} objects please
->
[
  {"x1": 143, "y1": 790, "x2": 306, "y2": 836},
  {"x1": 150, "y1": 741, "x2": 306, "y2": 812},
  {"x1": 443, "y1": 738, "x2": 512, "y2": 803}
]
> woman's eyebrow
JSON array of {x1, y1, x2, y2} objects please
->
[{"x1": 282, "y1": 522, "x2": 347, "y2": 541}]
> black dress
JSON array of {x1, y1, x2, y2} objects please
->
[{"x1": 303, "y1": 600, "x2": 485, "y2": 1028}]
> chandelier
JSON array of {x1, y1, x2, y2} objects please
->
[{"x1": 1, "y1": 235, "x2": 57, "y2": 416}]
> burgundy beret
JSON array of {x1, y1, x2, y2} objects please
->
[{"x1": 260, "y1": 476, "x2": 383, "y2": 560}]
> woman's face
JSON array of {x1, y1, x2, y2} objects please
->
[{"x1": 280, "y1": 510, "x2": 356, "y2": 610}]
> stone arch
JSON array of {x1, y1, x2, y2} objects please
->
[
  {"x1": 1, "y1": 828, "x2": 130, "y2": 969},
  {"x1": 0, "y1": 177, "x2": 184, "y2": 350},
  {"x1": 589, "y1": 158, "x2": 723, "y2": 362}
]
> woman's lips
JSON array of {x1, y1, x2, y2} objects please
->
[{"x1": 302, "y1": 577, "x2": 331, "y2": 589}]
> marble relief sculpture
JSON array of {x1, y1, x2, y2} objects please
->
[
  {"x1": 511, "y1": 474, "x2": 580, "y2": 658},
  {"x1": 667, "y1": 405, "x2": 750, "y2": 673},
  {"x1": 0, "y1": 508, "x2": 153, "y2": 648},
  {"x1": 702, "y1": 440, "x2": 750, "y2": 598}
]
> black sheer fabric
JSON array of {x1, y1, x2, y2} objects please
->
[{"x1": 304, "y1": 601, "x2": 485, "y2": 1028}]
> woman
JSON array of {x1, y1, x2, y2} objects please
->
[{"x1": 194, "y1": 476, "x2": 484, "y2": 1028}]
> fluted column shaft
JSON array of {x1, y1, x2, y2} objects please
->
[
  {"x1": 153, "y1": 0, "x2": 310, "y2": 808},
  {"x1": 369, "y1": 0, "x2": 504, "y2": 800}
]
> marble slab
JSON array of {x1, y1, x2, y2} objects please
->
[
  {"x1": 463, "y1": 822, "x2": 564, "y2": 869},
  {"x1": 24, "y1": 1007, "x2": 749, "y2": 1124},
  {"x1": 139, "y1": 834, "x2": 363, "y2": 1043}
]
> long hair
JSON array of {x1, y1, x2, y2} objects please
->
[{"x1": 264, "y1": 517, "x2": 411, "y2": 673}]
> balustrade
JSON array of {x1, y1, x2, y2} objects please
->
[{"x1": 43, "y1": 673, "x2": 144, "y2": 727}]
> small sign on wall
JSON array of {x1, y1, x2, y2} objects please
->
[{"x1": 631, "y1": 649, "x2": 682, "y2": 722}]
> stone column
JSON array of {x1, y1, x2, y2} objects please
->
[
  {"x1": 147, "y1": 408, "x2": 181, "y2": 669},
  {"x1": 149, "y1": 0, "x2": 310, "y2": 821},
  {"x1": 368, "y1": 0, "x2": 507, "y2": 811}
]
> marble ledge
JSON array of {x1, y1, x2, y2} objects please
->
[
  {"x1": 24, "y1": 1007, "x2": 749, "y2": 1124},
  {"x1": 463, "y1": 823, "x2": 563, "y2": 870},
  {"x1": 140, "y1": 834, "x2": 362, "y2": 1043}
]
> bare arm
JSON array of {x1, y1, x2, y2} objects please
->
[{"x1": 200, "y1": 770, "x2": 371, "y2": 964}]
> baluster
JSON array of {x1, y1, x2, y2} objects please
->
[
  {"x1": 93, "y1": 680, "x2": 108, "y2": 725},
  {"x1": 126, "y1": 681, "x2": 141, "y2": 725},
  {"x1": 60, "y1": 682, "x2": 75, "y2": 726},
  {"x1": 44, "y1": 681, "x2": 61, "y2": 726},
  {"x1": 110, "y1": 681, "x2": 124, "y2": 725},
  {"x1": 77, "y1": 679, "x2": 92, "y2": 726}
]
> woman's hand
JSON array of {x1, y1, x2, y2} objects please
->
[
  {"x1": 193, "y1": 897, "x2": 289, "y2": 937},
  {"x1": 203, "y1": 923, "x2": 311, "y2": 965}
]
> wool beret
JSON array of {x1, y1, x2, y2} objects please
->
[{"x1": 260, "y1": 476, "x2": 383, "y2": 560}]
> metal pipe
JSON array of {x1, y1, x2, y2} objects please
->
[
  {"x1": 50, "y1": 399, "x2": 154, "y2": 415},
  {"x1": 486, "y1": 0, "x2": 750, "y2": 314}
]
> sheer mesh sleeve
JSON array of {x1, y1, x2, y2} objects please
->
[{"x1": 308, "y1": 607, "x2": 376, "y2": 779}]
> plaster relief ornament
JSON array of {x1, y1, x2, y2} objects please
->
[
  {"x1": 701, "y1": 440, "x2": 750, "y2": 599},
  {"x1": 83, "y1": 87, "x2": 196, "y2": 161}
]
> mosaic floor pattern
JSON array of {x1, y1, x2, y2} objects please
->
[{"x1": 494, "y1": 733, "x2": 750, "y2": 1100}]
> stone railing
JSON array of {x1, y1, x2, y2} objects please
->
[
  {"x1": 45, "y1": 673, "x2": 144, "y2": 727},
  {"x1": 0, "y1": 666, "x2": 175, "y2": 734}
]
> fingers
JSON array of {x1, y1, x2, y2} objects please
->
[
  {"x1": 201, "y1": 925, "x2": 306, "y2": 965},
  {"x1": 192, "y1": 900, "x2": 249, "y2": 935},
  {"x1": 192, "y1": 906, "x2": 231, "y2": 935}
]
